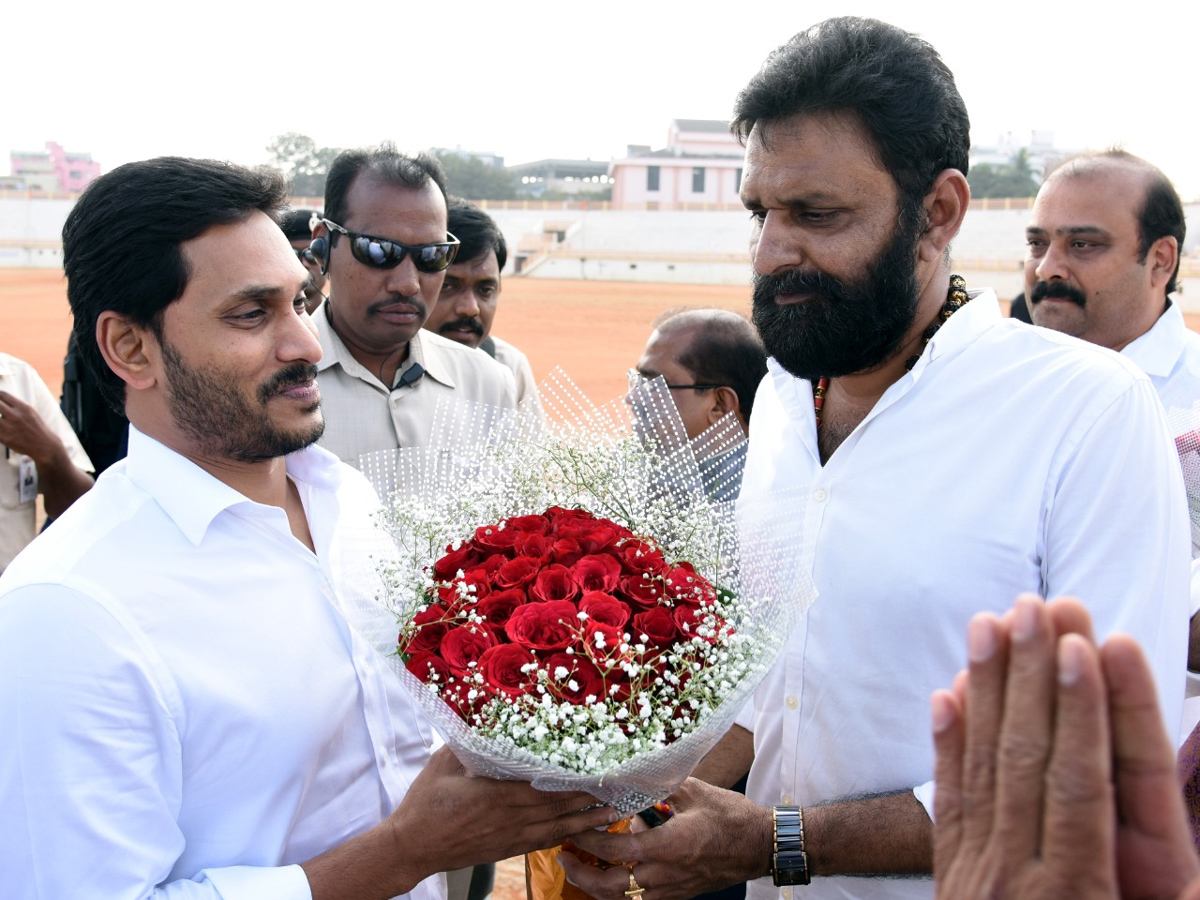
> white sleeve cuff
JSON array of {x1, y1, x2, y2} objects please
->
[
  {"x1": 912, "y1": 781, "x2": 935, "y2": 823},
  {"x1": 190, "y1": 864, "x2": 312, "y2": 900}
]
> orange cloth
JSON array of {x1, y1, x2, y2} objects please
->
[{"x1": 525, "y1": 818, "x2": 634, "y2": 900}]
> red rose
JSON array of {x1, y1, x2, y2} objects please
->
[
  {"x1": 494, "y1": 556, "x2": 541, "y2": 590},
  {"x1": 433, "y1": 542, "x2": 481, "y2": 580},
  {"x1": 505, "y1": 514, "x2": 552, "y2": 535},
  {"x1": 474, "y1": 522, "x2": 521, "y2": 555},
  {"x1": 583, "y1": 619, "x2": 626, "y2": 656},
  {"x1": 551, "y1": 537, "x2": 584, "y2": 568},
  {"x1": 405, "y1": 650, "x2": 452, "y2": 684},
  {"x1": 479, "y1": 643, "x2": 538, "y2": 697},
  {"x1": 505, "y1": 599, "x2": 580, "y2": 651},
  {"x1": 475, "y1": 589, "x2": 527, "y2": 626},
  {"x1": 407, "y1": 604, "x2": 454, "y2": 653},
  {"x1": 513, "y1": 531, "x2": 553, "y2": 562},
  {"x1": 542, "y1": 652, "x2": 607, "y2": 705},
  {"x1": 617, "y1": 574, "x2": 667, "y2": 609},
  {"x1": 579, "y1": 590, "x2": 631, "y2": 629},
  {"x1": 574, "y1": 522, "x2": 624, "y2": 554},
  {"x1": 666, "y1": 563, "x2": 717, "y2": 607},
  {"x1": 673, "y1": 605, "x2": 726, "y2": 643},
  {"x1": 572, "y1": 554, "x2": 623, "y2": 593},
  {"x1": 530, "y1": 564, "x2": 581, "y2": 604},
  {"x1": 632, "y1": 607, "x2": 680, "y2": 647},
  {"x1": 440, "y1": 623, "x2": 498, "y2": 673},
  {"x1": 615, "y1": 539, "x2": 668, "y2": 576}
]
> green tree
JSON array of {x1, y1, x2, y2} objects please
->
[
  {"x1": 266, "y1": 132, "x2": 341, "y2": 199},
  {"x1": 433, "y1": 151, "x2": 519, "y2": 201},
  {"x1": 968, "y1": 148, "x2": 1040, "y2": 199}
]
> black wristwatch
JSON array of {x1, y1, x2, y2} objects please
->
[{"x1": 771, "y1": 806, "x2": 810, "y2": 886}]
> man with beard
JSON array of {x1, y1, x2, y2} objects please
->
[
  {"x1": 561, "y1": 17, "x2": 1188, "y2": 900},
  {"x1": 424, "y1": 198, "x2": 538, "y2": 404},
  {"x1": 310, "y1": 145, "x2": 515, "y2": 466},
  {"x1": 0, "y1": 157, "x2": 614, "y2": 900},
  {"x1": 1024, "y1": 150, "x2": 1200, "y2": 729}
]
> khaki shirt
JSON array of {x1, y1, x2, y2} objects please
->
[
  {"x1": 490, "y1": 335, "x2": 538, "y2": 405},
  {"x1": 0, "y1": 353, "x2": 93, "y2": 572},
  {"x1": 314, "y1": 306, "x2": 516, "y2": 467}
]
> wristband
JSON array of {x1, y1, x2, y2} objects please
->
[{"x1": 771, "y1": 805, "x2": 810, "y2": 886}]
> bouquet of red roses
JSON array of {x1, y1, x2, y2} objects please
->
[{"x1": 353, "y1": 372, "x2": 814, "y2": 815}]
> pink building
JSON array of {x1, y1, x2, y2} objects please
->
[
  {"x1": 609, "y1": 120, "x2": 744, "y2": 210},
  {"x1": 10, "y1": 141, "x2": 101, "y2": 193}
]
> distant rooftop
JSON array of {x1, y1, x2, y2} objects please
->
[{"x1": 672, "y1": 119, "x2": 730, "y2": 133}]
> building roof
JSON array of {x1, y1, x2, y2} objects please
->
[{"x1": 672, "y1": 119, "x2": 731, "y2": 133}]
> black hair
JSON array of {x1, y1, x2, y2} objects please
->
[
  {"x1": 323, "y1": 142, "x2": 448, "y2": 226},
  {"x1": 732, "y1": 17, "x2": 970, "y2": 212},
  {"x1": 61, "y1": 157, "x2": 289, "y2": 412},
  {"x1": 658, "y1": 309, "x2": 768, "y2": 422},
  {"x1": 279, "y1": 207, "x2": 321, "y2": 240},
  {"x1": 446, "y1": 197, "x2": 507, "y2": 271}
]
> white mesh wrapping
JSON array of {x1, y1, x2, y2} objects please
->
[
  {"x1": 1167, "y1": 400, "x2": 1200, "y2": 557},
  {"x1": 349, "y1": 370, "x2": 817, "y2": 815}
]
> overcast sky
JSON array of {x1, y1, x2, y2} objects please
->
[{"x1": 5, "y1": 0, "x2": 1198, "y2": 199}]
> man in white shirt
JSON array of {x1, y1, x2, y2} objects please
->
[
  {"x1": 0, "y1": 352, "x2": 93, "y2": 572},
  {"x1": 424, "y1": 198, "x2": 538, "y2": 405},
  {"x1": 0, "y1": 157, "x2": 613, "y2": 900},
  {"x1": 309, "y1": 146, "x2": 516, "y2": 465},
  {"x1": 562, "y1": 17, "x2": 1189, "y2": 900},
  {"x1": 1023, "y1": 153, "x2": 1200, "y2": 729}
]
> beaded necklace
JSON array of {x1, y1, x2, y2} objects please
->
[{"x1": 814, "y1": 274, "x2": 969, "y2": 428}]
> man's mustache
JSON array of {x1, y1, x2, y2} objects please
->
[
  {"x1": 1030, "y1": 281, "x2": 1086, "y2": 308},
  {"x1": 259, "y1": 363, "x2": 320, "y2": 402},
  {"x1": 438, "y1": 316, "x2": 484, "y2": 337},
  {"x1": 367, "y1": 297, "x2": 427, "y2": 318}
]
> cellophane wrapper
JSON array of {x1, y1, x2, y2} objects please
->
[
  {"x1": 1167, "y1": 400, "x2": 1200, "y2": 558},
  {"x1": 345, "y1": 370, "x2": 817, "y2": 816}
]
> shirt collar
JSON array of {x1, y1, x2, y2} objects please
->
[
  {"x1": 1121, "y1": 298, "x2": 1184, "y2": 378},
  {"x1": 315, "y1": 301, "x2": 458, "y2": 389},
  {"x1": 123, "y1": 426, "x2": 345, "y2": 546}
]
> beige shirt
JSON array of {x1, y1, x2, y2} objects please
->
[
  {"x1": 314, "y1": 306, "x2": 516, "y2": 467},
  {"x1": 0, "y1": 353, "x2": 93, "y2": 572},
  {"x1": 490, "y1": 335, "x2": 538, "y2": 405}
]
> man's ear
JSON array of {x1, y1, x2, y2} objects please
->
[
  {"x1": 708, "y1": 386, "x2": 738, "y2": 425},
  {"x1": 96, "y1": 311, "x2": 158, "y2": 392},
  {"x1": 1148, "y1": 235, "x2": 1179, "y2": 294},
  {"x1": 917, "y1": 169, "x2": 970, "y2": 264}
]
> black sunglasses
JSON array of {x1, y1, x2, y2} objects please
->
[
  {"x1": 294, "y1": 246, "x2": 317, "y2": 265},
  {"x1": 321, "y1": 218, "x2": 460, "y2": 274}
]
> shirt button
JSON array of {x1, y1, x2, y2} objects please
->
[
  {"x1": 782, "y1": 889, "x2": 793, "y2": 899},
  {"x1": 782, "y1": 794, "x2": 793, "y2": 805},
  {"x1": 785, "y1": 695, "x2": 798, "y2": 710},
  {"x1": 813, "y1": 489, "x2": 828, "y2": 502}
]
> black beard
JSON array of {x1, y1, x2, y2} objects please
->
[
  {"x1": 1030, "y1": 280, "x2": 1086, "y2": 308},
  {"x1": 162, "y1": 341, "x2": 324, "y2": 463},
  {"x1": 751, "y1": 214, "x2": 924, "y2": 380}
]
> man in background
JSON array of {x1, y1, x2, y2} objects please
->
[
  {"x1": 424, "y1": 198, "x2": 537, "y2": 404},
  {"x1": 279, "y1": 207, "x2": 327, "y2": 313},
  {"x1": 311, "y1": 145, "x2": 515, "y2": 466},
  {"x1": 0, "y1": 352, "x2": 93, "y2": 573}
]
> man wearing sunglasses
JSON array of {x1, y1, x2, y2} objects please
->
[{"x1": 309, "y1": 144, "x2": 516, "y2": 467}]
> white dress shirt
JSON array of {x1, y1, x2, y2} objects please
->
[
  {"x1": 0, "y1": 353, "x2": 93, "y2": 572},
  {"x1": 739, "y1": 290, "x2": 1190, "y2": 900},
  {"x1": 315, "y1": 304, "x2": 516, "y2": 466},
  {"x1": 0, "y1": 428, "x2": 440, "y2": 900},
  {"x1": 1121, "y1": 297, "x2": 1200, "y2": 736}
]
